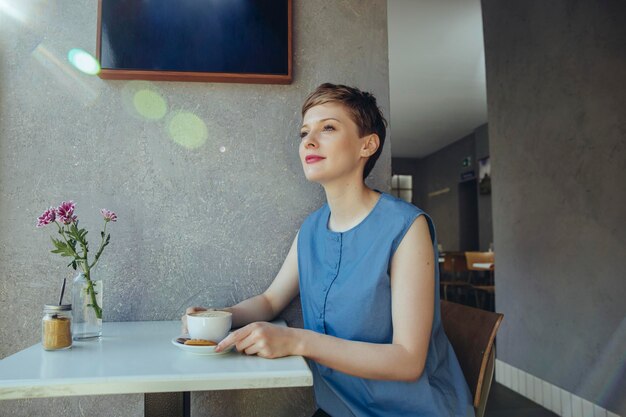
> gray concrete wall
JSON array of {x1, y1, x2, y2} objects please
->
[
  {"x1": 418, "y1": 133, "x2": 476, "y2": 252},
  {"x1": 393, "y1": 125, "x2": 492, "y2": 252},
  {"x1": 0, "y1": 1, "x2": 391, "y2": 416},
  {"x1": 482, "y1": 0, "x2": 626, "y2": 415}
]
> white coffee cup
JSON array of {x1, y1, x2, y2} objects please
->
[{"x1": 186, "y1": 310, "x2": 232, "y2": 342}]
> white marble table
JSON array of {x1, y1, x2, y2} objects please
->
[
  {"x1": 0, "y1": 320, "x2": 312, "y2": 400},
  {"x1": 473, "y1": 262, "x2": 494, "y2": 270}
]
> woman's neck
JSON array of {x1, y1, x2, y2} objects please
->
[{"x1": 323, "y1": 181, "x2": 381, "y2": 232}]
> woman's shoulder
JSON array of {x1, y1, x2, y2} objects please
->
[
  {"x1": 376, "y1": 193, "x2": 433, "y2": 255},
  {"x1": 378, "y1": 192, "x2": 424, "y2": 218}
]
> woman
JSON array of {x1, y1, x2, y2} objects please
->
[{"x1": 183, "y1": 83, "x2": 474, "y2": 417}]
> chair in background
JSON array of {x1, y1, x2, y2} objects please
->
[
  {"x1": 465, "y1": 251, "x2": 495, "y2": 310},
  {"x1": 440, "y1": 300, "x2": 504, "y2": 417},
  {"x1": 439, "y1": 252, "x2": 470, "y2": 303}
]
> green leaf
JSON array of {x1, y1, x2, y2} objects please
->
[{"x1": 75, "y1": 227, "x2": 86, "y2": 239}]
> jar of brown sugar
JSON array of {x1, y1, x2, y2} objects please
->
[{"x1": 42, "y1": 304, "x2": 73, "y2": 350}]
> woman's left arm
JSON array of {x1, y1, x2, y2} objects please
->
[{"x1": 216, "y1": 215, "x2": 435, "y2": 382}]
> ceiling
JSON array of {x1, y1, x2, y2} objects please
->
[{"x1": 387, "y1": 0, "x2": 487, "y2": 159}]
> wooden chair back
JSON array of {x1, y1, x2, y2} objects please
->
[
  {"x1": 442, "y1": 252, "x2": 469, "y2": 275},
  {"x1": 440, "y1": 253, "x2": 456, "y2": 277},
  {"x1": 440, "y1": 300, "x2": 504, "y2": 417},
  {"x1": 465, "y1": 251, "x2": 495, "y2": 271}
]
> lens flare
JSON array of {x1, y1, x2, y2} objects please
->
[
  {"x1": 168, "y1": 112, "x2": 208, "y2": 149},
  {"x1": 133, "y1": 89, "x2": 167, "y2": 120},
  {"x1": 578, "y1": 317, "x2": 626, "y2": 407},
  {"x1": 67, "y1": 48, "x2": 100, "y2": 75},
  {"x1": 32, "y1": 44, "x2": 102, "y2": 105},
  {"x1": 0, "y1": 0, "x2": 30, "y2": 25},
  {"x1": 121, "y1": 81, "x2": 168, "y2": 121}
]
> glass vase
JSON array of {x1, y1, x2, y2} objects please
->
[{"x1": 72, "y1": 272, "x2": 103, "y2": 340}]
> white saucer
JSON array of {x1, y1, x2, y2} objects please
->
[{"x1": 171, "y1": 337, "x2": 234, "y2": 355}]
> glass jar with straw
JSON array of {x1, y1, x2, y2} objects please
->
[{"x1": 42, "y1": 278, "x2": 72, "y2": 351}]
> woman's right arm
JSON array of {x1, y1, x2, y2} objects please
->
[{"x1": 184, "y1": 232, "x2": 300, "y2": 330}]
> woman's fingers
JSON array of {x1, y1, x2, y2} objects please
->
[
  {"x1": 243, "y1": 343, "x2": 261, "y2": 356},
  {"x1": 214, "y1": 322, "x2": 288, "y2": 358},
  {"x1": 181, "y1": 306, "x2": 208, "y2": 334},
  {"x1": 180, "y1": 315, "x2": 188, "y2": 335},
  {"x1": 216, "y1": 324, "x2": 256, "y2": 352},
  {"x1": 236, "y1": 334, "x2": 258, "y2": 354},
  {"x1": 219, "y1": 323, "x2": 274, "y2": 356},
  {"x1": 231, "y1": 329, "x2": 265, "y2": 356},
  {"x1": 186, "y1": 306, "x2": 207, "y2": 315},
  {"x1": 216, "y1": 329, "x2": 242, "y2": 352}
]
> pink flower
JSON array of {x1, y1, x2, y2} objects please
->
[
  {"x1": 36, "y1": 207, "x2": 56, "y2": 227},
  {"x1": 101, "y1": 208, "x2": 117, "y2": 222},
  {"x1": 56, "y1": 200, "x2": 77, "y2": 225}
]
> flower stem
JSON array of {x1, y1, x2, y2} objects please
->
[
  {"x1": 89, "y1": 221, "x2": 108, "y2": 270},
  {"x1": 83, "y1": 270, "x2": 102, "y2": 319}
]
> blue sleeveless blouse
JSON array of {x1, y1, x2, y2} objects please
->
[{"x1": 297, "y1": 192, "x2": 474, "y2": 417}]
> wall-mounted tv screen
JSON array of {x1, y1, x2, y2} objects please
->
[{"x1": 97, "y1": 0, "x2": 292, "y2": 84}]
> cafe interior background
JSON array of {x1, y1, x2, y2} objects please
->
[{"x1": 0, "y1": 0, "x2": 624, "y2": 416}]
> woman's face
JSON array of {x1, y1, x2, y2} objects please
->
[{"x1": 299, "y1": 102, "x2": 370, "y2": 184}]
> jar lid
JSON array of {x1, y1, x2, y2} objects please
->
[{"x1": 44, "y1": 304, "x2": 72, "y2": 311}]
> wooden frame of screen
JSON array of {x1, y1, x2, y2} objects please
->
[{"x1": 96, "y1": 0, "x2": 292, "y2": 84}]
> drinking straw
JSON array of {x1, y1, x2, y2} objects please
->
[{"x1": 58, "y1": 278, "x2": 66, "y2": 305}]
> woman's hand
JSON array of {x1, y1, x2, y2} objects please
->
[
  {"x1": 180, "y1": 306, "x2": 210, "y2": 335},
  {"x1": 216, "y1": 322, "x2": 301, "y2": 358}
]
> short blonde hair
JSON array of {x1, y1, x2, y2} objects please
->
[{"x1": 301, "y1": 83, "x2": 387, "y2": 179}]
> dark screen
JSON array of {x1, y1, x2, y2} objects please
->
[{"x1": 100, "y1": 0, "x2": 289, "y2": 75}]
